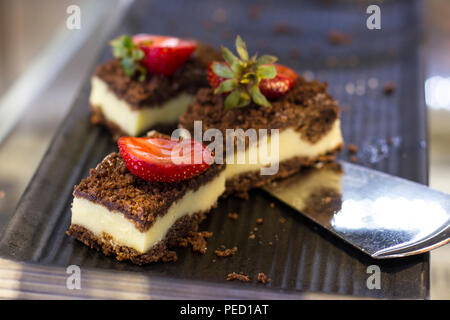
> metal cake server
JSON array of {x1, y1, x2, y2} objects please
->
[{"x1": 263, "y1": 162, "x2": 450, "y2": 259}]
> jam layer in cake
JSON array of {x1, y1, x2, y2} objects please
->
[{"x1": 67, "y1": 153, "x2": 226, "y2": 265}]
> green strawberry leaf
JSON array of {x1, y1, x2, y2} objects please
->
[
  {"x1": 250, "y1": 85, "x2": 271, "y2": 107},
  {"x1": 235, "y1": 35, "x2": 249, "y2": 61},
  {"x1": 256, "y1": 64, "x2": 276, "y2": 79},
  {"x1": 110, "y1": 34, "x2": 147, "y2": 81},
  {"x1": 256, "y1": 55, "x2": 278, "y2": 66},
  {"x1": 212, "y1": 36, "x2": 281, "y2": 108},
  {"x1": 224, "y1": 89, "x2": 241, "y2": 109},
  {"x1": 221, "y1": 46, "x2": 240, "y2": 66},
  {"x1": 212, "y1": 62, "x2": 234, "y2": 79},
  {"x1": 214, "y1": 79, "x2": 238, "y2": 94},
  {"x1": 236, "y1": 91, "x2": 251, "y2": 108}
]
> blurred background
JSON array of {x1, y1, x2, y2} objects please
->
[{"x1": 0, "y1": 0, "x2": 448, "y2": 298}]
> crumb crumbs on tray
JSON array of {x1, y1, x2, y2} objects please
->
[
  {"x1": 272, "y1": 23, "x2": 298, "y2": 35},
  {"x1": 279, "y1": 217, "x2": 286, "y2": 224},
  {"x1": 177, "y1": 231, "x2": 213, "y2": 254},
  {"x1": 249, "y1": 233, "x2": 256, "y2": 240},
  {"x1": 269, "y1": 202, "x2": 275, "y2": 208},
  {"x1": 228, "y1": 212, "x2": 239, "y2": 220},
  {"x1": 383, "y1": 82, "x2": 396, "y2": 95},
  {"x1": 226, "y1": 272, "x2": 250, "y2": 282},
  {"x1": 347, "y1": 144, "x2": 358, "y2": 154},
  {"x1": 257, "y1": 273, "x2": 271, "y2": 284},
  {"x1": 215, "y1": 246, "x2": 238, "y2": 257},
  {"x1": 328, "y1": 30, "x2": 352, "y2": 45},
  {"x1": 256, "y1": 218, "x2": 263, "y2": 224},
  {"x1": 386, "y1": 137, "x2": 393, "y2": 145}
]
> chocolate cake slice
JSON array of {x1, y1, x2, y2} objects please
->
[
  {"x1": 178, "y1": 76, "x2": 343, "y2": 197},
  {"x1": 67, "y1": 153, "x2": 225, "y2": 265},
  {"x1": 90, "y1": 43, "x2": 221, "y2": 139}
]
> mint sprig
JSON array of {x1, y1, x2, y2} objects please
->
[
  {"x1": 212, "y1": 35, "x2": 278, "y2": 109},
  {"x1": 110, "y1": 35, "x2": 147, "y2": 81}
]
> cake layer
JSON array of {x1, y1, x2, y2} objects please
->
[
  {"x1": 224, "y1": 119, "x2": 343, "y2": 180},
  {"x1": 90, "y1": 76, "x2": 194, "y2": 136},
  {"x1": 67, "y1": 211, "x2": 206, "y2": 265},
  {"x1": 70, "y1": 168, "x2": 226, "y2": 254}
]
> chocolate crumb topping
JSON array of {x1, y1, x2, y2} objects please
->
[
  {"x1": 257, "y1": 273, "x2": 271, "y2": 284},
  {"x1": 226, "y1": 272, "x2": 250, "y2": 282},
  {"x1": 347, "y1": 143, "x2": 358, "y2": 154},
  {"x1": 179, "y1": 75, "x2": 339, "y2": 144},
  {"x1": 73, "y1": 152, "x2": 224, "y2": 232},
  {"x1": 94, "y1": 44, "x2": 221, "y2": 109},
  {"x1": 228, "y1": 212, "x2": 239, "y2": 220},
  {"x1": 383, "y1": 82, "x2": 396, "y2": 95},
  {"x1": 215, "y1": 246, "x2": 238, "y2": 257}
]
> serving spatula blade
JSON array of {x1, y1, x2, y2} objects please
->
[{"x1": 263, "y1": 162, "x2": 450, "y2": 259}]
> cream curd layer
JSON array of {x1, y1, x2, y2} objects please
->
[
  {"x1": 89, "y1": 76, "x2": 194, "y2": 136},
  {"x1": 70, "y1": 170, "x2": 226, "y2": 253},
  {"x1": 224, "y1": 119, "x2": 343, "y2": 180}
]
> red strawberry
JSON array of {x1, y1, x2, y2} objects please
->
[
  {"x1": 259, "y1": 64, "x2": 297, "y2": 100},
  {"x1": 207, "y1": 61, "x2": 227, "y2": 88},
  {"x1": 118, "y1": 137, "x2": 213, "y2": 182},
  {"x1": 132, "y1": 34, "x2": 197, "y2": 76},
  {"x1": 207, "y1": 62, "x2": 297, "y2": 101}
]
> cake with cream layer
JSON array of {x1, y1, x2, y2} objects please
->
[
  {"x1": 179, "y1": 76, "x2": 343, "y2": 197},
  {"x1": 67, "y1": 152, "x2": 225, "y2": 265},
  {"x1": 90, "y1": 43, "x2": 220, "y2": 139}
]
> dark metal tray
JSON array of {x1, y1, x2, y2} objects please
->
[{"x1": 0, "y1": 0, "x2": 428, "y2": 299}]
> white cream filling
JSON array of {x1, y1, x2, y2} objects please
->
[
  {"x1": 89, "y1": 76, "x2": 194, "y2": 136},
  {"x1": 71, "y1": 170, "x2": 226, "y2": 253},
  {"x1": 225, "y1": 119, "x2": 343, "y2": 179}
]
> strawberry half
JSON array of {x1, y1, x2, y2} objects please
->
[
  {"x1": 133, "y1": 34, "x2": 197, "y2": 76},
  {"x1": 118, "y1": 137, "x2": 213, "y2": 182},
  {"x1": 207, "y1": 62, "x2": 297, "y2": 101},
  {"x1": 259, "y1": 64, "x2": 297, "y2": 100}
]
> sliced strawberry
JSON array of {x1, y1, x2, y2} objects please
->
[
  {"x1": 132, "y1": 34, "x2": 197, "y2": 76},
  {"x1": 259, "y1": 64, "x2": 297, "y2": 100},
  {"x1": 207, "y1": 61, "x2": 227, "y2": 88},
  {"x1": 118, "y1": 137, "x2": 213, "y2": 182}
]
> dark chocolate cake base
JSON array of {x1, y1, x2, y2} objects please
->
[{"x1": 67, "y1": 210, "x2": 209, "y2": 265}]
